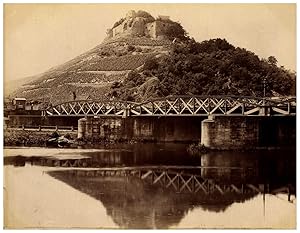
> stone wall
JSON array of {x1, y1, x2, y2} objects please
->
[
  {"x1": 201, "y1": 116, "x2": 296, "y2": 149},
  {"x1": 78, "y1": 117, "x2": 124, "y2": 140},
  {"x1": 109, "y1": 15, "x2": 174, "y2": 40},
  {"x1": 78, "y1": 116, "x2": 206, "y2": 142},
  {"x1": 112, "y1": 17, "x2": 146, "y2": 37},
  {"x1": 112, "y1": 22, "x2": 124, "y2": 37},
  {"x1": 145, "y1": 22, "x2": 156, "y2": 38}
]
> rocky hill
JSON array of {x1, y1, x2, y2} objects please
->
[
  {"x1": 8, "y1": 10, "x2": 183, "y2": 104},
  {"x1": 8, "y1": 10, "x2": 295, "y2": 105}
]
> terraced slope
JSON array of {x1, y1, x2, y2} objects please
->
[{"x1": 10, "y1": 36, "x2": 171, "y2": 104}]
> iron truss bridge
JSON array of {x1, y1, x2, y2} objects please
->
[{"x1": 44, "y1": 95, "x2": 296, "y2": 117}]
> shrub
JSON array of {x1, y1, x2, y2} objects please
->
[
  {"x1": 187, "y1": 143, "x2": 209, "y2": 155},
  {"x1": 135, "y1": 46, "x2": 142, "y2": 52},
  {"x1": 113, "y1": 18, "x2": 125, "y2": 28},
  {"x1": 143, "y1": 57, "x2": 159, "y2": 70},
  {"x1": 50, "y1": 131, "x2": 60, "y2": 138},
  {"x1": 127, "y1": 45, "x2": 135, "y2": 52}
]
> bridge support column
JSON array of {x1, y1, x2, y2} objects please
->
[
  {"x1": 201, "y1": 115, "x2": 215, "y2": 148},
  {"x1": 85, "y1": 117, "x2": 93, "y2": 138},
  {"x1": 259, "y1": 106, "x2": 271, "y2": 116},
  {"x1": 78, "y1": 118, "x2": 87, "y2": 138},
  {"x1": 201, "y1": 115, "x2": 295, "y2": 150}
]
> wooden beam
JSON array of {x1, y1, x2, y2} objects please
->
[
  {"x1": 166, "y1": 174, "x2": 179, "y2": 190},
  {"x1": 179, "y1": 175, "x2": 193, "y2": 192},
  {"x1": 272, "y1": 107, "x2": 289, "y2": 115},
  {"x1": 246, "y1": 184, "x2": 261, "y2": 193},
  {"x1": 230, "y1": 184, "x2": 241, "y2": 193},
  {"x1": 215, "y1": 184, "x2": 225, "y2": 194},
  {"x1": 153, "y1": 172, "x2": 165, "y2": 184},
  {"x1": 141, "y1": 170, "x2": 152, "y2": 180},
  {"x1": 244, "y1": 107, "x2": 260, "y2": 115}
]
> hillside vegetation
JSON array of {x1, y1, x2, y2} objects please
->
[{"x1": 109, "y1": 38, "x2": 296, "y2": 102}]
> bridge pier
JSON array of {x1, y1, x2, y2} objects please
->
[
  {"x1": 201, "y1": 115, "x2": 296, "y2": 150},
  {"x1": 78, "y1": 118, "x2": 87, "y2": 139},
  {"x1": 78, "y1": 116, "x2": 124, "y2": 140}
]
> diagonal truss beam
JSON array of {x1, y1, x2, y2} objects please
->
[{"x1": 45, "y1": 96, "x2": 296, "y2": 117}]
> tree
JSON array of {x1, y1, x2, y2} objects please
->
[
  {"x1": 267, "y1": 56, "x2": 278, "y2": 66},
  {"x1": 165, "y1": 22, "x2": 188, "y2": 41}
]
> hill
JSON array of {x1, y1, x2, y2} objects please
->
[
  {"x1": 8, "y1": 10, "x2": 295, "y2": 105},
  {"x1": 8, "y1": 10, "x2": 179, "y2": 104}
]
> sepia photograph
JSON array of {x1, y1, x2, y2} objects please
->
[{"x1": 2, "y1": 2, "x2": 297, "y2": 229}]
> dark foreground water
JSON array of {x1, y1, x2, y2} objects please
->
[{"x1": 4, "y1": 144, "x2": 296, "y2": 229}]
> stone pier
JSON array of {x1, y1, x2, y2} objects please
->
[
  {"x1": 77, "y1": 115, "x2": 295, "y2": 149},
  {"x1": 201, "y1": 115, "x2": 296, "y2": 149}
]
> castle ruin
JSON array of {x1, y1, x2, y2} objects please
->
[{"x1": 106, "y1": 10, "x2": 176, "y2": 40}]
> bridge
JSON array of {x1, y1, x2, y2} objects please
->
[
  {"x1": 40, "y1": 95, "x2": 296, "y2": 148},
  {"x1": 44, "y1": 95, "x2": 296, "y2": 117}
]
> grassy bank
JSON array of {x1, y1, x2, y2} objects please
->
[{"x1": 4, "y1": 129, "x2": 78, "y2": 147}]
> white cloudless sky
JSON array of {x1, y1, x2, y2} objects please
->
[{"x1": 4, "y1": 3, "x2": 296, "y2": 81}]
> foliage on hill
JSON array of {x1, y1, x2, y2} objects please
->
[
  {"x1": 10, "y1": 34, "x2": 295, "y2": 105},
  {"x1": 109, "y1": 38, "x2": 296, "y2": 101},
  {"x1": 164, "y1": 22, "x2": 188, "y2": 41}
]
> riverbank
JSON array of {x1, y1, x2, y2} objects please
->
[
  {"x1": 4, "y1": 129, "x2": 139, "y2": 147},
  {"x1": 187, "y1": 141, "x2": 295, "y2": 155},
  {"x1": 4, "y1": 128, "x2": 296, "y2": 151},
  {"x1": 4, "y1": 129, "x2": 78, "y2": 147}
]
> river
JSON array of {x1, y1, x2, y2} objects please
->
[{"x1": 3, "y1": 144, "x2": 296, "y2": 229}]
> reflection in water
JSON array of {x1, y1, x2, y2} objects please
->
[
  {"x1": 4, "y1": 145, "x2": 296, "y2": 229},
  {"x1": 47, "y1": 171, "x2": 256, "y2": 229}
]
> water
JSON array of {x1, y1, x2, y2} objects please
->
[{"x1": 3, "y1": 144, "x2": 296, "y2": 229}]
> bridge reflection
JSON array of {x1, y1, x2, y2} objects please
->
[
  {"x1": 47, "y1": 170, "x2": 258, "y2": 229},
  {"x1": 47, "y1": 161, "x2": 295, "y2": 229}
]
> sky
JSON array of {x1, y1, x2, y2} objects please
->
[{"x1": 4, "y1": 3, "x2": 296, "y2": 82}]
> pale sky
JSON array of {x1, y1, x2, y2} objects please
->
[{"x1": 4, "y1": 3, "x2": 296, "y2": 81}]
